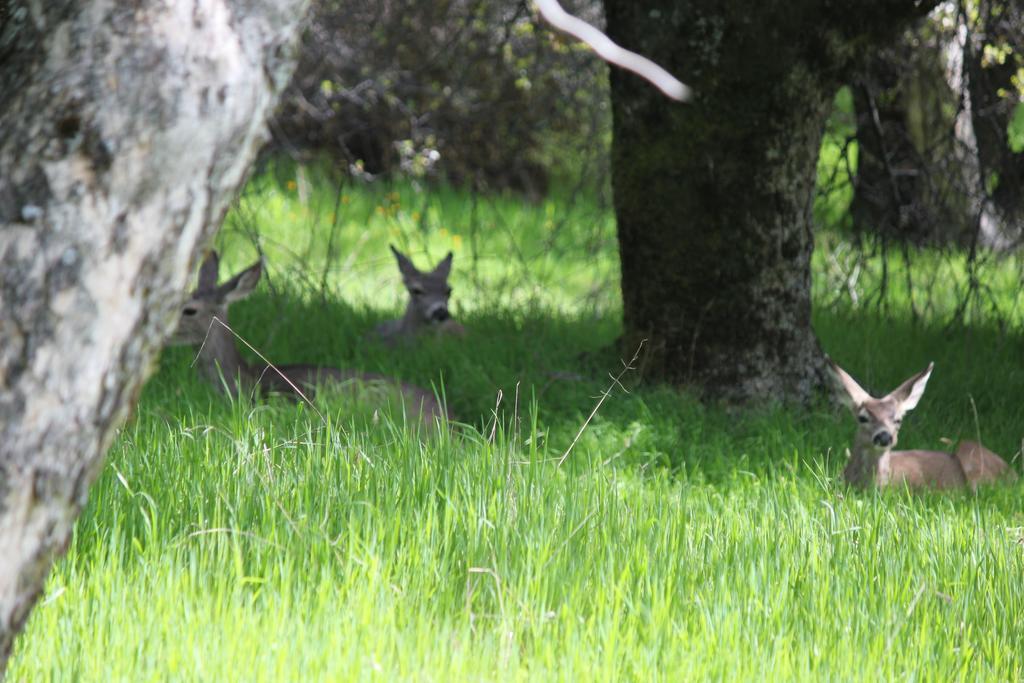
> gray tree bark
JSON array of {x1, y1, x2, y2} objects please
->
[
  {"x1": 0, "y1": 0, "x2": 308, "y2": 672},
  {"x1": 603, "y1": 0, "x2": 939, "y2": 402}
]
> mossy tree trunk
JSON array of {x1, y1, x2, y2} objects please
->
[
  {"x1": 0, "y1": 0, "x2": 307, "y2": 672},
  {"x1": 603, "y1": 0, "x2": 938, "y2": 402}
]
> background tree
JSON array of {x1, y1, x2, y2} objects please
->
[
  {"x1": 603, "y1": 0, "x2": 941, "y2": 402},
  {"x1": 269, "y1": 0, "x2": 611, "y2": 197},
  {"x1": 850, "y1": 0, "x2": 1024, "y2": 249},
  {"x1": 0, "y1": 0, "x2": 307, "y2": 671}
]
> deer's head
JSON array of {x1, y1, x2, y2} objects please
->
[
  {"x1": 171, "y1": 251, "x2": 262, "y2": 346},
  {"x1": 391, "y1": 245, "x2": 454, "y2": 326},
  {"x1": 826, "y1": 357, "x2": 934, "y2": 452}
]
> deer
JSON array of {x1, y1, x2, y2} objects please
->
[
  {"x1": 375, "y1": 245, "x2": 465, "y2": 343},
  {"x1": 170, "y1": 252, "x2": 452, "y2": 429},
  {"x1": 826, "y1": 356, "x2": 1017, "y2": 491}
]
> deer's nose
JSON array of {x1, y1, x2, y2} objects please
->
[
  {"x1": 873, "y1": 431, "x2": 892, "y2": 447},
  {"x1": 431, "y1": 307, "x2": 451, "y2": 322}
]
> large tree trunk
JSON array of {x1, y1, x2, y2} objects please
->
[
  {"x1": 0, "y1": 0, "x2": 308, "y2": 672},
  {"x1": 603, "y1": 0, "x2": 939, "y2": 402}
]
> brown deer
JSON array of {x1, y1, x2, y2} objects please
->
[
  {"x1": 170, "y1": 252, "x2": 452, "y2": 429},
  {"x1": 826, "y1": 357, "x2": 1016, "y2": 491},
  {"x1": 375, "y1": 245, "x2": 465, "y2": 343}
]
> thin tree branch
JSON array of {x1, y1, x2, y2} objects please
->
[
  {"x1": 557, "y1": 340, "x2": 644, "y2": 467},
  {"x1": 533, "y1": 0, "x2": 691, "y2": 101}
]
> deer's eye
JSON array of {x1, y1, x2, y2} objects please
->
[
  {"x1": 857, "y1": 414, "x2": 869, "y2": 424},
  {"x1": 409, "y1": 285, "x2": 424, "y2": 296},
  {"x1": 445, "y1": 287, "x2": 453, "y2": 296},
  {"x1": 183, "y1": 307, "x2": 198, "y2": 316}
]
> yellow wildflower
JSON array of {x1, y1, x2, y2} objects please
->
[
  {"x1": 452, "y1": 234, "x2": 462, "y2": 249},
  {"x1": 286, "y1": 180, "x2": 297, "y2": 191}
]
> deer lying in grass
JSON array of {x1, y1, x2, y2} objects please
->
[
  {"x1": 171, "y1": 252, "x2": 452, "y2": 428},
  {"x1": 375, "y1": 245, "x2": 465, "y2": 343},
  {"x1": 826, "y1": 356, "x2": 1017, "y2": 490}
]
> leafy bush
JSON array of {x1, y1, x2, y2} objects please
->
[{"x1": 269, "y1": 0, "x2": 610, "y2": 197}]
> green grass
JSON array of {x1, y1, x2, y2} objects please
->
[{"x1": 10, "y1": 169, "x2": 1024, "y2": 681}]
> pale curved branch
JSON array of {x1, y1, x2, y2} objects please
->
[{"x1": 534, "y1": 0, "x2": 692, "y2": 102}]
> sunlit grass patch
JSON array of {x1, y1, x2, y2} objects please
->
[{"x1": 10, "y1": 168, "x2": 1024, "y2": 680}]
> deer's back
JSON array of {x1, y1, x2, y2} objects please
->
[
  {"x1": 880, "y1": 450, "x2": 968, "y2": 489},
  {"x1": 373, "y1": 319, "x2": 404, "y2": 345},
  {"x1": 341, "y1": 368, "x2": 454, "y2": 425},
  {"x1": 955, "y1": 440, "x2": 1018, "y2": 489},
  {"x1": 373, "y1": 318, "x2": 465, "y2": 344},
  {"x1": 255, "y1": 363, "x2": 452, "y2": 426}
]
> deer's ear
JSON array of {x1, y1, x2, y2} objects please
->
[
  {"x1": 887, "y1": 362, "x2": 933, "y2": 414},
  {"x1": 390, "y1": 245, "x2": 419, "y2": 279},
  {"x1": 825, "y1": 356, "x2": 873, "y2": 412},
  {"x1": 433, "y1": 251, "x2": 453, "y2": 279},
  {"x1": 218, "y1": 260, "x2": 263, "y2": 303},
  {"x1": 197, "y1": 251, "x2": 220, "y2": 291}
]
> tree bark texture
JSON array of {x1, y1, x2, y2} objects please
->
[
  {"x1": 0, "y1": 0, "x2": 307, "y2": 672},
  {"x1": 603, "y1": 0, "x2": 939, "y2": 402}
]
